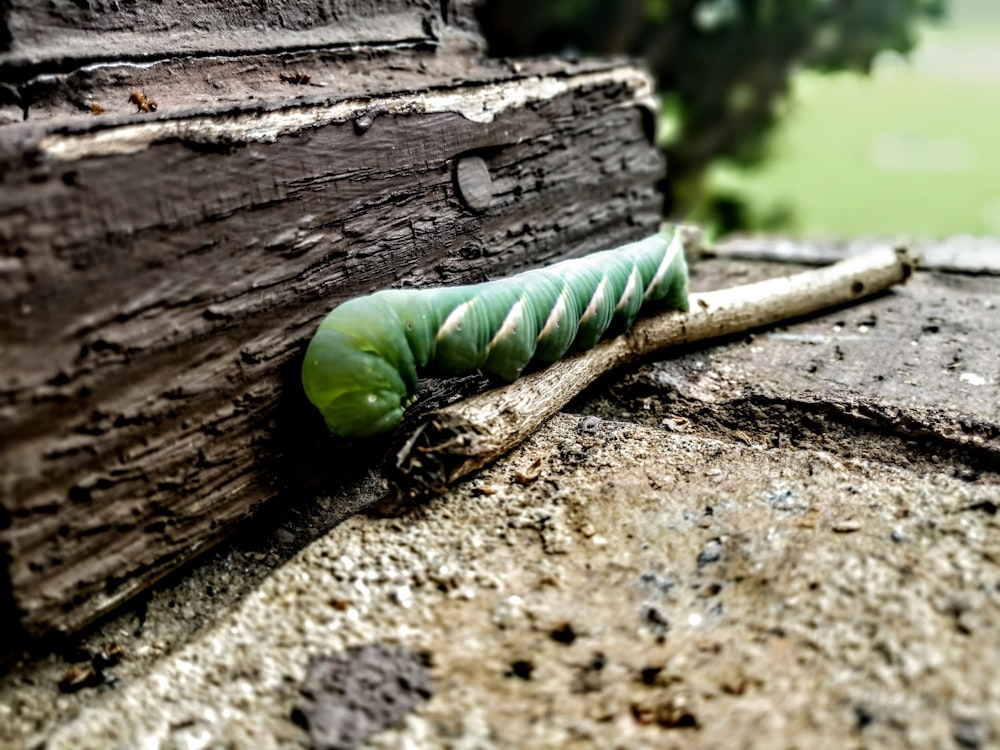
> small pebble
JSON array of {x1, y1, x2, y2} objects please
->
[
  {"x1": 953, "y1": 718, "x2": 985, "y2": 749},
  {"x1": 832, "y1": 519, "x2": 863, "y2": 533}
]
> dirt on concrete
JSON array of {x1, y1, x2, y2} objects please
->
[{"x1": 1, "y1": 257, "x2": 997, "y2": 749}]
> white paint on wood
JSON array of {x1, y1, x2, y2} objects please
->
[{"x1": 38, "y1": 68, "x2": 655, "y2": 162}]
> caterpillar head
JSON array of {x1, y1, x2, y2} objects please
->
[{"x1": 301, "y1": 328, "x2": 408, "y2": 437}]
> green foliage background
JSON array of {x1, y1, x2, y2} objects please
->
[
  {"x1": 479, "y1": 0, "x2": 958, "y2": 236},
  {"x1": 719, "y1": 0, "x2": 1000, "y2": 237}
]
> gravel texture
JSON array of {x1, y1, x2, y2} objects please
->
[{"x1": 17, "y1": 411, "x2": 997, "y2": 749}]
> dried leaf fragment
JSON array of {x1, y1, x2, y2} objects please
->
[{"x1": 514, "y1": 457, "x2": 544, "y2": 485}]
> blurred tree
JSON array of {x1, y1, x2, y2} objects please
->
[{"x1": 478, "y1": 0, "x2": 947, "y2": 228}]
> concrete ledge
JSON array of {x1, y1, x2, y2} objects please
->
[{"x1": 3, "y1": 249, "x2": 997, "y2": 749}]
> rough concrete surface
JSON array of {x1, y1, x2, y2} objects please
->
[{"x1": 1, "y1": 259, "x2": 998, "y2": 749}]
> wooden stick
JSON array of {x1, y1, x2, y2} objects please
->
[
  {"x1": 712, "y1": 235, "x2": 1000, "y2": 275},
  {"x1": 390, "y1": 245, "x2": 917, "y2": 497}
]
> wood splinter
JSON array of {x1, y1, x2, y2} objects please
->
[{"x1": 390, "y1": 245, "x2": 917, "y2": 498}]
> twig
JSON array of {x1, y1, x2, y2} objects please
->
[
  {"x1": 713, "y1": 235, "x2": 1000, "y2": 275},
  {"x1": 390, "y1": 245, "x2": 917, "y2": 498}
]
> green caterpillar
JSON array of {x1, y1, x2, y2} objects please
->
[{"x1": 302, "y1": 229, "x2": 689, "y2": 437}]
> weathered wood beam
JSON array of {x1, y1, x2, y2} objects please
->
[
  {"x1": 0, "y1": 0, "x2": 480, "y2": 71},
  {"x1": 0, "y1": 55, "x2": 664, "y2": 637}
]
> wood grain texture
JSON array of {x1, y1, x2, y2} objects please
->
[
  {"x1": 0, "y1": 55, "x2": 663, "y2": 636},
  {"x1": 1, "y1": 0, "x2": 479, "y2": 71}
]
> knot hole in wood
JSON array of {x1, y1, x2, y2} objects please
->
[{"x1": 454, "y1": 155, "x2": 493, "y2": 213}]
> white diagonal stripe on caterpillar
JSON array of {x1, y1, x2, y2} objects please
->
[
  {"x1": 488, "y1": 296, "x2": 528, "y2": 351},
  {"x1": 537, "y1": 289, "x2": 570, "y2": 340},
  {"x1": 643, "y1": 230, "x2": 683, "y2": 300},
  {"x1": 614, "y1": 266, "x2": 644, "y2": 313},
  {"x1": 579, "y1": 276, "x2": 609, "y2": 327},
  {"x1": 436, "y1": 299, "x2": 474, "y2": 340}
]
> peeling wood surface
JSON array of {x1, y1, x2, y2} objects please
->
[
  {"x1": 0, "y1": 0, "x2": 481, "y2": 126},
  {"x1": 30, "y1": 66, "x2": 655, "y2": 159},
  {"x1": 5, "y1": 49, "x2": 639, "y2": 127},
  {"x1": 1, "y1": 13, "x2": 663, "y2": 636}
]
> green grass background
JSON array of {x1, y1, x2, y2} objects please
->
[{"x1": 712, "y1": 0, "x2": 1000, "y2": 238}]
